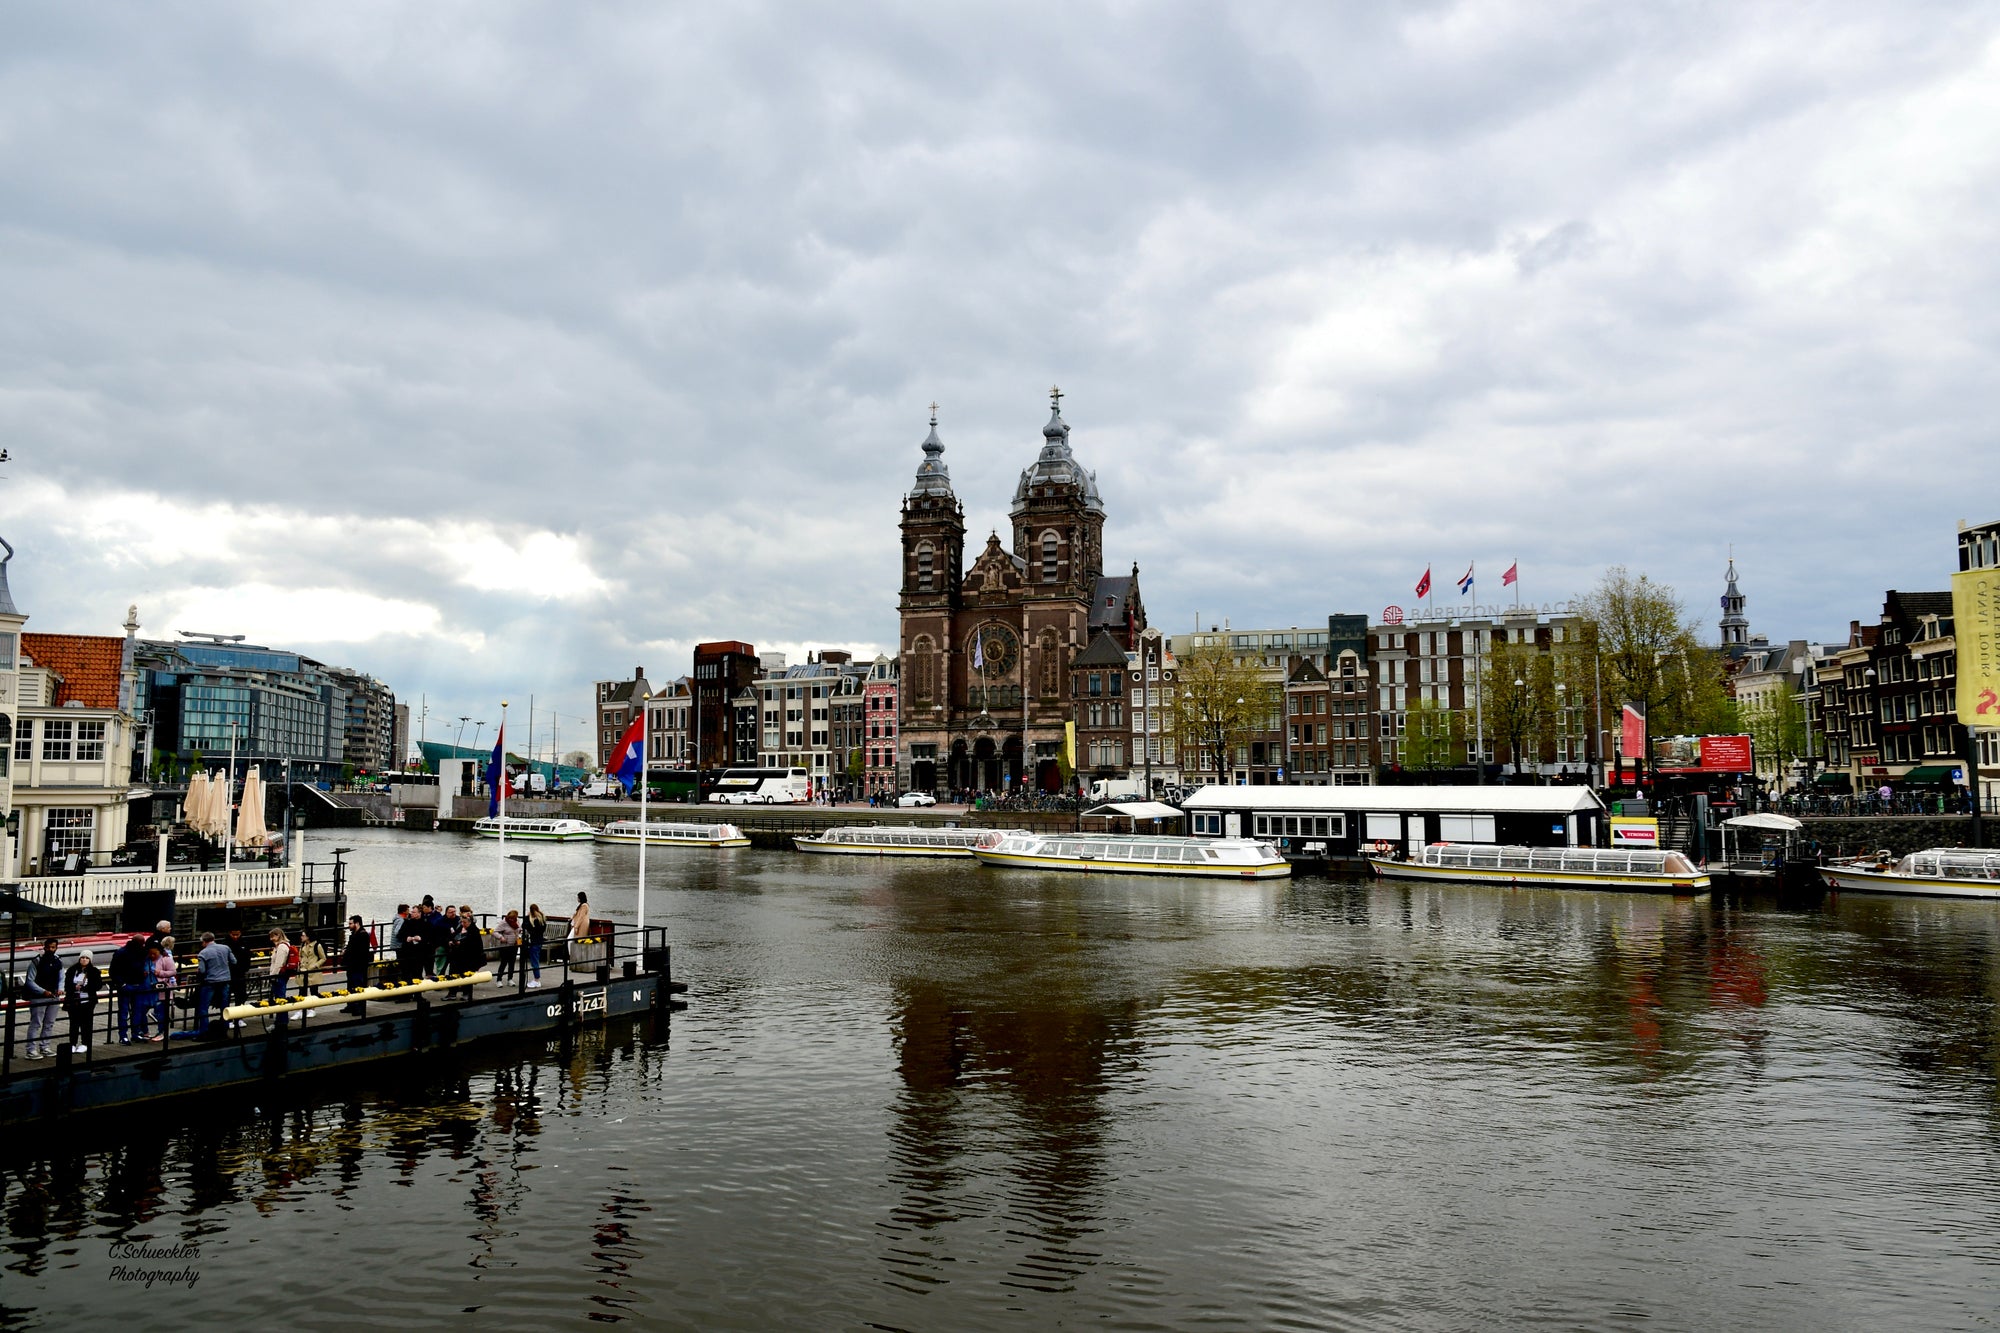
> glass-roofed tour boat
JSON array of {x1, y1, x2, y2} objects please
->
[
  {"x1": 971, "y1": 833, "x2": 1291, "y2": 879},
  {"x1": 1366, "y1": 843, "x2": 1711, "y2": 893},
  {"x1": 598, "y1": 820, "x2": 750, "y2": 848},
  {"x1": 794, "y1": 825, "x2": 1004, "y2": 857},
  {"x1": 1819, "y1": 847, "x2": 2000, "y2": 899},
  {"x1": 471, "y1": 816, "x2": 597, "y2": 842}
]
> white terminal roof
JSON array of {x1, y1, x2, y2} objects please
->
[
  {"x1": 1083, "y1": 801, "x2": 1185, "y2": 821},
  {"x1": 1181, "y1": 785, "x2": 1605, "y2": 815}
]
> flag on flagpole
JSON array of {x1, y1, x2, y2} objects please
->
[
  {"x1": 1502, "y1": 562, "x2": 1519, "y2": 587},
  {"x1": 484, "y1": 724, "x2": 507, "y2": 816},
  {"x1": 1457, "y1": 564, "x2": 1474, "y2": 596},
  {"x1": 1415, "y1": 567, "x2": 1432, "y2": 599},
  {"x1": 972, "y1": 631, "x2": 984, "y2": 671},
  {"x1": 607, "y1": 711, "x2": 646, "y2": 793}
]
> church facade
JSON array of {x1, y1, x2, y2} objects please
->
[{"x1": 898, "y1": 393, "x2": 1145, "y2": 794}]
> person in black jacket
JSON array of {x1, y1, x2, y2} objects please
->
[
  {"x1": 394, "y1": 904, "x2": 426, "y2": 982},
  {"x1": 108, "y1": 936, "x2": 148, "y2": 1044},
  {"x1": 225, "y1": 927, "x2": 251, "y2": 1020},
  {"x1": 63, "y1": 953, "x2": 104, "y2": 1054},
  {"x1": 450, "y1": 905, "x2": 487, "y2": 975},
  {"x1": 342, "y1": 915, "x2": 373, "y2": 1013},
  {"x1": 23, "y1": 939, "x2": 62, "y2": 1058}
]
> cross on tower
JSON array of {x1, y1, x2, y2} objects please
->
[
  {"x1": 1049, "y1": 385, "x2": 1062, "y2": 412},
  {"x1": 929, "y1": 401, "x2": 939, "y2": 426}
]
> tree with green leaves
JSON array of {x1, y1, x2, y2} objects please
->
[
  {"x1": 1742, "y1": 687, "x2": 1809, "y2": 790},
  {"x1": 1576, "y1": 567, "x2": 1739, "y2": 765},
  {"x1": 1401, "y1": 698, "x2": 1467, "y2": 771},
  {"x1": 1173, "y1": 643, "x2": 1281, "y2": 781}
]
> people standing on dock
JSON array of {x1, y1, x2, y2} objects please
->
[
  {"x1": 267, "y1": 928, "x2": 299, "y2": 1030},
  {"x1": 110, "y1": 935, "x2": 148, "y2": 1044},
  {"x1": 22, "y1": 938, "x2": 61, "y2": 1058},
  {"x1": 525, "y1": 904, "x2": 547, "y2": 989},
  {"x1": 146, "y1": 919, "x2": 171, "y2": 954},
  {"x1": 452, "y1": 906, "x2": 487, "y2": 975},
  {"x1": 185, "y1": 932, "x2": 234, "y2": 1037},
  {"x1": 297, "y1": 929, "x2": 326, "y2": 997},
  {"x1": 62, "y1": 951, "x2": 103, "y2": 1055},
  {"x1": 424, "y1": 900, "x2": 451, "y2": 978},
  {"x1": 394, "y1": 905, "x2": 426, "y2": 982},
  {"x1": 341, "y1": 916, "x2": 373, "y2": 1014},
  {"x1": 226, "y1": 927, "x2": 251, "y2": 1025},
  {"x1": 146, "y1": 941, "x2": 175, "y2": 1041},
  {"x1": 492, "y1": 910, "x2": 521, "y2": 983}
]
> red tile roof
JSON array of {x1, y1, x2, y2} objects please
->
[{"x1": 21, "y1": 633, "x2": 125, "y2": 709}]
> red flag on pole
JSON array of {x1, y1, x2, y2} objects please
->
[
  {"x1": 1414, "y1": 567, "x2": 1432, "y2": 598},
  {"x1": 1502, "y1": 562, "x2": 1519, "y2": 587},
  {"x1": 1622, "y1": 703, "x2": 1646, "y2": 760}
]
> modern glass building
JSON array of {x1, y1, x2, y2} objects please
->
[{"x1": 135, "y1": 637, "x2": 355, "y2": 783}]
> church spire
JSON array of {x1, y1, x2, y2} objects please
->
[
  {"x1": 1719, "y1": 552, "x2": 1749, "y2": 653},
  {"x1": 908, "y1": 402, "x2": 954, "y2": 499}
]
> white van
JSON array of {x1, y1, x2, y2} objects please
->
[{"x1": 580, "y1": 778, "x2": 622, "y2": 799}]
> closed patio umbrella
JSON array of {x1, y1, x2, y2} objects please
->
[
  {"x1": 185, "y1": 772, "x2": 210, "y2": 836},
  {"x1": 235, "y1": 765, "x2": 268, "y2": 848}
]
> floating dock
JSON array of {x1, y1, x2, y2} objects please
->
[{"x1": 0, "y1": 940, "x2": 683, "y2": 1125}]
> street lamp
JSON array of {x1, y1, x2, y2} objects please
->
[
  {"x1": 328, "y1": 845, "x2": 354, "y2": 930},
  {"x1": 508, "y1": 853, "x2": 530, "y2": 995},
  {"x1": 1512, "y1": 677, "x2": 1526, "y2": 781},
  {"x1": 456, "y1": 717, "x2": 471, "y2": 750}
]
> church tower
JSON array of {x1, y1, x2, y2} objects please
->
[
  {"x1": 898, "y1": 407, "x2": 964, "y2": 735},
  {"x1": 1719, "y1": 555, "x2": 1749, "y2": 657},
  {"x1": 1009, "y1": 387, "x2": 1104, "y2": 597}
]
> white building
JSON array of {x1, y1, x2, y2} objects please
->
[{"x1": 13, "y1": 608, "x2": 143, "y2": 875}]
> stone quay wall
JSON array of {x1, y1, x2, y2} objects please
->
[{"x1": 1797, "y1": 815, "x2": 1987, "y2": 860}]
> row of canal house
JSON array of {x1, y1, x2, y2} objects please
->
[{"x1": 1181, "y1": 784, "x2": 1608, "y2": 860}]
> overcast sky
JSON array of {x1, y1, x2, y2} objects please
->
[{"x1": 5, "y1": 2, "x2": 1995, "y2": 755}]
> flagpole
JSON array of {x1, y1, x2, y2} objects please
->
[
  {"x1": 637, "y1": 692, "x2": 650, "y2": 937},
  {"x1": 496, "y1": 700, "x2": 508, "y2": 920},
  {"x1": 224, "y1": 724, "x2": 236, "y2": 876}
]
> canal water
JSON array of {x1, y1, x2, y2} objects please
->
[{"x1": 4, "y1": 827, "x2": 1999, "y2": 1329}]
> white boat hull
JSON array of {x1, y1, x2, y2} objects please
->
[
  {"x1": 1820, "y1": 867, "x2": 2000, "y2": 899},
  {"x1": 1367, "y1": 857, "x2": 1709, "y2": 893},
  {"x1": 473, "y1": 829, "x2": 595, "y2": 842},
  {"x1": 597, "y1": 831, "x2": 749, "y2": 847},
  {"x1": 794, "y1": 839, "x2": 977, "y2": 858},
  {"x1": 972, "y1": 848, "x2": 1290, "y2": 879}
]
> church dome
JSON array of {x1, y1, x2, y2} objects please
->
[
  {"x1": 908, "y1": 408, "x2": 954, "y2": 500},
  {"x1": 1010, "y1": 392, "x2": 1103, "y2": 516}
]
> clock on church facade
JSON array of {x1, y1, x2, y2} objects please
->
[{"x1": 896, "y1": 391, "x2": 1146, "y2": 795}]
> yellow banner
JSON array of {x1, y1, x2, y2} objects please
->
[
  {"x1": 1955, "y1": 568, "x2": 2000, "y2": 727},
  {"x1": 1065, "y1": 720, "x2": 1076, "y2": 768}
]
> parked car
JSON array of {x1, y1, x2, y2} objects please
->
[
  {"x1": 897, "y1": 791, "x2": 937, "y2": 807},
  {"x1": 708, "y1": 791, "x2": 756, "y2": 805}
]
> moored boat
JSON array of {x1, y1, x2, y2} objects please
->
[
  {"x1": 1367, "y1": 843, "x2": 1711, "y2": 893},
  {"x1": 794, "y1": 825, "x2": 1003, "y2": 857},
  {"x1": 471, "y1": 816, "x2": 596, "y2": 842},
  {"x1": 972, "y1": 833, "x2": 1291, "y2": 878},
  {"x1": 1820, "y1": 848, "x2": 2000, "y2": 899},
  {"x1": 598, "y1": 820, "x2": 750, "y2": 848}
]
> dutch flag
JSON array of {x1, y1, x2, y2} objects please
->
[{"x1": 1458, "y1": 564, "x2": 1474, "y2": 596}]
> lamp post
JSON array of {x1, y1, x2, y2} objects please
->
[
  {"x1": 1556, "y1": 682, "x2": 1568, "y2": 779},
  {"x1": 508, "y1": 853, "x2": 530, "y2": 995},
  {"x1": 1512, "y1": 676, "x2": 1525, "y2": 781},
  {"x1": 329, "y1": 846, "x2": 353, "y2": 930}
]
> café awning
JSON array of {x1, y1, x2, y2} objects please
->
[{"x1": 1900, "y1": 765, "x2": 1959, "y2": 784}]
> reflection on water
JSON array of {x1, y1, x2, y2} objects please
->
[{"x1": 5, "y1": 827, "x2": 2000, "y2": 1328}]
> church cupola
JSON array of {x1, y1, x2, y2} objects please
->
[
  {"x1": 909, "y1": 403, "x2": 955, "y2": 500},
  {"x1": 900, "y1": 403, "x2": 964, "y2": 608},
  {"x1": 1719, "y1": 555, "x2": 1749, "y2": 654}
]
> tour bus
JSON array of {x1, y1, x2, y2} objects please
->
[{"x1": 707, "y1": 767, "x2": 811, "y2": 804}]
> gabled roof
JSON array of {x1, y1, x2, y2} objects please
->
[
  {"x1": 1287, "y1": 657, "x2": 1327, "y2": 685},
  {"x1": 1071, "y1": 629, "x2": 1130, "y2": 669},
  {"x1": 1089, "y1": 575, "x2": 1134, "y2": 630},
  {"x1": 22, "y1": 633, "x2": 125, "y2": 709},
  {"x1": 1884, "y1": 590, "x2": 1952, "y2": 624}
]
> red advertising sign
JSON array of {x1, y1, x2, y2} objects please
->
[
  {"x1": 1650, "y1": 734, "x2": 1754, "y2": 774},
  {"x1": 1621, "y1": 704, "x2": 1646, "y2": 759},
  {"x1": 1382, "y1": 605, "x2": 1405, "y2": 626}
]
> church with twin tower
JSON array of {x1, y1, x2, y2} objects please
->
[{"x1": 898, "y1": 391, "x2": 1146, "y2": 794}]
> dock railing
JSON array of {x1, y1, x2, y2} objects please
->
[{"x1": 1, "y1": 914, "x2": 673, "y2": 1081}]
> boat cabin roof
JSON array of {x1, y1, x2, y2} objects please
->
[{"x1": 1182, "y1": 784, "x2": 1605, "y2": 816}]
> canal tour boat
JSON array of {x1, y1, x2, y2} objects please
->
[
  {"x1": 598, "y1": 820, "x2": 750, "y2": 848},
  {"x1": 471, "y1": 816, "x2": 596, "y2": 842},
  {"x1": 793, "y1": 825, "x2": 1002, "y2": 857},
  {"x1": 971, "y1": 833, "x2": 1291, "y2": 879},
  {"x1": 1366, "y1": 843, "x2": 1711, "y2": 893},
  {"x1": 1819, "y1": 848, "x2": 2000, "y2": 899}
]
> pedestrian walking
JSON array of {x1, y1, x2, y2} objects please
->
[
  {"x1": 23, "y1": 938, "x2": 61, "y2": 1058},
  {"x1": 62, "y1": 952, "x2": 103, "y2": 1055}
]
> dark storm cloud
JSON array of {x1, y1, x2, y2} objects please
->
[{"x1": 3, "y1": 1, "x2": 1996, "y2": 730}]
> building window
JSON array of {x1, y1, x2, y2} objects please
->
[
  {"x1": 917, "y1": 543, "x2": 935, "y2": 592},
  {"x1": 1042, "y1": 531, "x2": 1059, "y2": 583},
  {"x1": 76, "y1": 721, "x2": 106, "y2": 762},
  {"x1": 42, "y1": 719, "x2": 73, "y2": 761},
  {"x1": 15, "y1": 722, "x2": 31, "y2": 763},
  {"x1": 46, "y1": 807, "x2": 96, "y2": 860}
]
